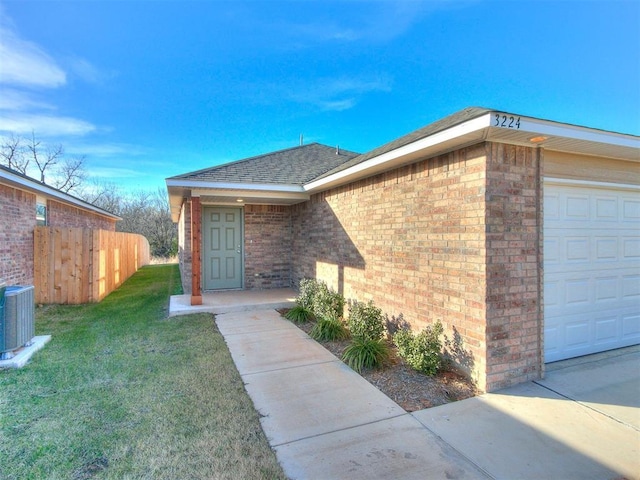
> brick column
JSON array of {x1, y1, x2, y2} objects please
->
[
  {"x1": 483, "y1": 143, "x2": 544, "y2": 391},
  {"x1": 190, "y1": 196, "x2": 202, "y2": 305}
]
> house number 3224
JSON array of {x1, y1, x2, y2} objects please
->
[{"x1": 494, "y1": 114, "x2": 521, "y2": 129}]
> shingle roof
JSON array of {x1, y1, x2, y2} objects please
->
[
  {"x1": 169, "y1": 143, "x2": 360, "y2": 185},
  {"x1": 314, "y1": 106, "x2": 492, "y2": 181},
  {"x1": 168, "y1": 107, "x2": 493, "y2": 187}
]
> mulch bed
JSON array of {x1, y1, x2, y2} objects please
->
[{"x1": 278, "y1": 310, "x2": 477, "y2": 412}]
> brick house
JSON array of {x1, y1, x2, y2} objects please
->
[
  {"x1": 166, "y1": 107, "x2": 640, "y2": 392},
  {"x1": 0, "y1": 165, "x2": 119, "y2": 286}
]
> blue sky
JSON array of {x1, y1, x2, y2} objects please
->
[{"x1": 1, "y1": 0, "x2": 638, "y2": 192}]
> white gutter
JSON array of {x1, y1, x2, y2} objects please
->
[
  {"x1": 504, "y1": 115, "x2": 640, "y2": 148},
  {"x1": 166, "y1": 178, "x2": 306, "y2": 193},
  {"x1": 304, "y1": 111, "x2": 640, "y2": 193},
  {"x1": 304, "y1": 113, "x2": 493, "y2": 192},
  {"x1": 190, "y1": 188, "x2": 309, "y2": 201},
  {"x1": 165, "y1": 109, "x2": 639, "y2": 212},
  {"x1": 0, "y1": 168, "x2": 120, "y2": 220}
]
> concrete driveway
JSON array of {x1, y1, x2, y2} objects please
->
[
  {"x1": 213, "y1": 307, "x2": 639, "y2": 480},
  {"x1": 415, "y1": 348, "x2": 640, "y2": 480}
]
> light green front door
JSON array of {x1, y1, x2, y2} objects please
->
[{"x1": 203, "y1": 207, "x2": 243, "y2": 290}]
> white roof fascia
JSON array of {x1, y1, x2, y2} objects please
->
[
  {"x1": 305, "y1": 111, "x2": 639, "y2": 193},
  {"x1": 166, "y1": 178, "x2": 306, "y2": 193},
  {"x1": 191, "y1": 188, "x2": 309, "y2": 201},
  {"x1": 497, "y1": 114, "x2": 640, "y2": 148},
  {"x1": 0, "y1": 168, "x2": 120, "y2": 220},
  {"x1": 304, "y1": 113, "x2": 493, "y2": 192}
]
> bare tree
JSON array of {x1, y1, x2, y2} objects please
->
[
  {"x1": 81, "y1": 179, "x2": 123, "y2": 214},
  {"x1": 117, "y1": 190, "x2": 152, "y2": 233},
  {"x1": 0, "y1": 134, "x2": 29, "y2": 173},
  {"x1": 2, "y1": 132, "x2": 88, "y2": 195},
  {"x1": 147, "y1": 189, "x2": 177, "y2": 258},
  {"x1": 27, "y1": 132, "x2": 64, "y2": 183},
  {"x1": 53, "y1": 155, "x2": 88, "y2": 193},
  {"x1": 2, "y1": 131, "x2": 175, "y2": 259},
  {"x1": 116, "y1": 188, "x2": 177, "y2": 258}
]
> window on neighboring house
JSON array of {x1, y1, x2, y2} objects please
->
[{"x1": 36, "y1": 202, "x2": 47, "y2": 226}]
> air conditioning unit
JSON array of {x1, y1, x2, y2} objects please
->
[{"x1": 0, "y1": 285, "x2": 35, "y2": 360}]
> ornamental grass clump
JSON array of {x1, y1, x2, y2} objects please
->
[
  {"x1": 309, "y1": 317, "x2": 349, "y2": 342},
  {"x1": 284, "y1": 305, "x2": 313, "y2": 323},
  {"x1": 342, "y1": 337, "x2": 390, "y2": 373},
  {"x1": 342, "y1": 300, "x2": 390, "y2": 373},
  {"x1": 393, "y1": 321, "x2": 444, "y2": 376}
]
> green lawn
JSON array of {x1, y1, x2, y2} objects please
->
[{"x1": 0, "y1": 265, "x2": 286, "y2": 480}]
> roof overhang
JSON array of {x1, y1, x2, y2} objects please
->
[
  {"x1": 166, "y1": 179, "x2": 308, "y2": 221},
  {"x1": 304, "y1": 111, "x2": 639, "y2": 193},
  {"x1": 0, "y1": 167, "x2": 121, "y2": 221},
  {"x1": 166, "y1": 110, "x2": 639, "y2": 222}
]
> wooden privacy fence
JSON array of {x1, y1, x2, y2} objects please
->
[{"x1": 34, "y1": 227, "x2": 150, "y2": 304}]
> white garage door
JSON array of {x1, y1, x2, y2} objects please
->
[{"x1": 544, "y1": 180, "x2": 640, "y2": 363}]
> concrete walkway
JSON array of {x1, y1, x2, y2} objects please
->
[{"x1": 208, "y1": 305, "x2": 639, "y2": 479}]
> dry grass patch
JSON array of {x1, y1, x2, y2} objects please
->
[{"x1": 0, "y1": 265, "x2": 285, "y2": 480}]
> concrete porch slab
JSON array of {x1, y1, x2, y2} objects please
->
[
  {"x1": 168, "y1": 288, "x2": 296, "y2": 317},
  {"x1": 243, "y1": 360, "x2": 406, "y2": 446},
  {"x1": 413, "y1": 381, "x2": 640, "y2": 480},
  {"x1": 275, "y1": 414, "x2": 490, "y2": 480},
  {"x1": 0, "y1": 335, "x2": 52, "y2": 369}
]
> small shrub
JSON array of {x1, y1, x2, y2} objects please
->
[
  {"x1": 347, "y1": 300, "x2": 385, "y2": 341},
  {"x1": 296, "y1": 278, "x2": 318, "y2": 310},
  {"x1": 295, "y1": 279, "x2": 345, "y2": 321},
  {"x1": 309, "y1": 317, "x2": 349, "y2": 342},
  {"x1": 342, "y1": 338, "x2": 390, "y2": 373},
  {"x1": 393, "y1": 321, "x2": 444, "y2": 376},
  {"x1": 284, "y1": 305, "x2": 314, "y2": 324},
  {"x1": 312, "y1": 282, "x2": 345, "y2": 320}
]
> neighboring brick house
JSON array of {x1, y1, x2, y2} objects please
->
[
  {"x1": 0, "y1": 165, "x2": 119, "y2": 286},
  {"x1": 166, "y1": 107, "x2": 640, "y2": 392}
]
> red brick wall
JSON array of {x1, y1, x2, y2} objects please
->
[
  {"x1": 176, "y1": 141, "x2": 544, "y2": 392},
  {"x1": 292, "y1": 145, "x2": 489, "y2": 384},
  {"x1": 178, "y1": 202, "x2": 293, "y2": 292},
  {"x1": 47, "y1": 199, "x2": 116, "y2": 231},
  {"x1": 0, "y1": 184, "x2": 36, "y2": 286},
  {"x1": 484, "y1": 143, "x2": 543, "y2": 391},
  {"x1": 291, "y1": 142, "x2": 544, "y2": 392},
  {"x1": 244, "y1": 204, "x2": 292, "y2": 289}
]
